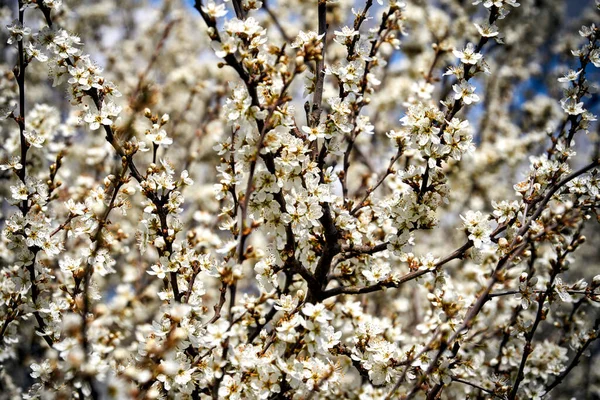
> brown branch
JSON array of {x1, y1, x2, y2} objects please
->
[
  {"x1": 262, "y1": 0, "x2": 290, "y2": 42},
  {"x1": 350, "y1": 147, "x2": 403, "y2": 215},
  {"x1": 232, "y1": 0, "x2": 246, "y2": 19},
  {"x1": 451, "y1": 376, "x2": 505, "y2": 400},
  {"x1": 508, "y1": 227, "x2": 584, "y2": 400},
  {"x1": 310, "y1": 0, "x2": 328, "y2": 128},
  {"x1": 336, "y1": 241, "x2": 389, "y2": 265},
  {"x1": 417, "y1": 7, "x2": 499, "y2": 200},
  {"x1": 204, "y1": 282, "x2": 228, "y2": 328},
  {"x1": 402, "y1": 240, "x2": 530, "y2": 400},
  {"x1": 385, "y1": 329, "x2": 441, "y2": 400},
  {"x1": 78, "y1": 160, "x2": 129, "y2": 400},
  {"x1": 314, "y1": 5, "x2": 405, "y2": 289},
  {"x1": 346, "y1": 0, "x2": 373, "y2": 58},
  {"x1": 341, "y1": 4, "x2": 400, "y2": 208},
  {"x1": 488, "y1": 289, "x2": 593, "y2": 298},
  {"x1": 493, "y1": 243, "x2": 535, "y2": 374},
  {"x1": 517, "y1": 160, "x2": 599, "y2": 240},
  {"x1": 11, "y1": 0, "x2": 54, "y2": 349},
  {"x1": 247, "y1": 271, "x2": 293, "y2": 343},
  {"x1": 402, "y1": 158, "x2": 598, "y2": 399},
  {"x1": 195, "y1": 0, "x2": 313, "y2": 313},
  {"x1": 321, "y1": 241, "x2": 473, "y2": 300},
  {"x1": 37, "y1": 3, "x2": 185, "y2": 305},
  {"x1": 129, "y1": 19, "x2": 178, "y2": 111},
  {"x1": 542, "y1": 317, "x2": 600, "y2": 397}
]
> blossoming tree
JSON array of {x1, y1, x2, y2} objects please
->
[{"x1": 1, "y1": 0, "x2": 600, "y2": 398}]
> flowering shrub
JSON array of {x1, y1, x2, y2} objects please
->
[{"x1": 1, "y1": 0, "x2": 600, "y2": 398}]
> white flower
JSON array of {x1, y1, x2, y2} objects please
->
[
  {"x1": 201, "y1": 1, "x2": 228, "y2": 18},
  {"x1": 204, "y1": 319, "x2": 230, "y2": 346},
  {"x1": 59, "y1": 256, "x2": 82, "y2": 274},
  {"x1": 88, "y1": 248, "x2": 116, "y2": 276},
  {"x1": 0, "y1": 104, "x2": 16, "y2": 120},
  {"x1": 474, "y1": 22, "x2": 499, "y2": 37},
  {"x1": 174, "y1": 366, "x2": 196, "y2": 386},
  {"x1": 180, "y1": 170, "x2": 193, "y2": 186},
  {"x1": 557, "y1": 69, "x2": 582, "y2": 83},
  {"x1": 453, "y1": 81, "x2": 480, "y2": 104},
  {"x1": 52, "y1": 29, "x2": 82, "y2": 59},
  {"x1": 473, "y1": 0, "x2": 520, "y2": 8},
  {"x1": 64, "y1": 199, "x2": 86, "y2": 215},
  {"x1": 276, "y1": 313, "x2": 302, "y2": 342},
  {"x1": 492, "y1": 200, "x2": 519, "y2": 223},
  {"x1": 302, "y1": 303, "x2": 332, "y2": 324},
  {"x1": 83, "y1": 107, "x2": 113, "y2": 130},
  {"x1": 461, "y1": 210, "x2": 493, "y2": 248},
  {"x1": 23, "y1": 130, "x2": 45, "y2": 148},
  {"x1": 301, "y1": 124, "x2": 328, "y2": 141},
  {"x1": 453, "y1": 43, "x2": 483, "y2": 65},
  {"x1": 211, "y1": 36, "x2": 237, "y2": 58},
  {"x1": 43, "y1": 0, "x2": 63, "y2": 9},
  {"x1": 148, "y1": 262, "x2": 168, "y2": 279},
  {"x1": 291, "y1": 30, "x2": 324, "y2": 49},
  {"x1": 362, "y1": 263, "x2": 391, "y2": 283},
  {"x1": 68, "y1": 65, "x2": 91, "y2": 90},
  {"x1": 560, "y1": 98, "x2": 585, "y2": 115},
  {"x1": 11, "y1": 181, "x2": 30, "y2": 201},
  {"x1": 0, "y1": 156, "x2": 23, "y2": 171},
  {"x1": 25, "y1": 43, "x2": 48, "y2": 62},
  {"x1": 274, "y1": 294, "x2": 297, "y2": 313},
  {"x1": 412, "y1": 80, "x2": 435, "y2": 100},
  {"x1": 146, "y1": 124, "x2": 173, "y2": 147},
  {"x1": 218, "y1": 374, "x2": 242, "y2": 399},
  {"x1": 7, "y1": 20, "x2": 31, "y2": 45},
  {"x1": 30, "y1": 360, "x2": 52, "y2": 380},
  {"x1": 334, "y1": 26, "x2": 359, "y2": 45},
  {"x1": 555, "y1": 277, "x2": 573, "y2": 302},
  {"x1": 590, "y1": 49, "x2": 600, "y2": 68}
]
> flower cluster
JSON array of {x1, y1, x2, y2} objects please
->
[{"x1": 1, "y1": 0, "x2": 600, "y2": 399}]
